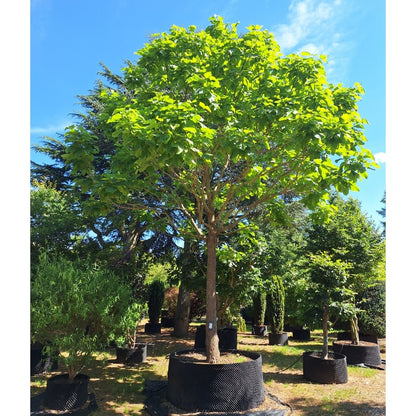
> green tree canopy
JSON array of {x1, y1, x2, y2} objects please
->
[
  {"x1": 30, "y1": 180, "x2": 87, "y2": 269},
  {"x1": 64, "y1": 17, "x2": 377, "y2": 362},
  {"x1": 302, "y1": 194, "x2": 385, "y2": 342}
]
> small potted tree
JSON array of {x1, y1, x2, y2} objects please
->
[
  {"x1": 302, "y1": 252, "x2": 349, "y2": 384},
  {"x1": 114, "y1": 302, "x2": 148, "y2": 365},
  {"x1": 31, "y1": 253, "x2": 138, "y2": 411},
  {"x1": 332, "y1": 297, "x2": 382, "y2": 366},
  {"x1": 145, "y1": 279, "x2": 165, "y2": 334},
  {"x1": 266, "y1": 275, "x2": 288, "y2": 346},
  {"x1": 252, "y1": 292, "x2": 267, "y2": 336}
]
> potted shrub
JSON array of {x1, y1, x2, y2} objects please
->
[
  {"x1": 332, "y1": 300, "x2": 382, "y2": 366},
  {"x1": 145, "y1": 279, "x2": 165, "y2": 334},
  {"x1": 31, "y1": 253, "x2": 138, "y2": 411},
  {"x1": 332, "y1": 283, "x2": 384, "y2": 366},
  {"x1": 114, "y1": 302, "x2": 148, "y2": 365},
  {"x1": 302, "y1": 252, "x2": 349, "y2": 384},
  {"x1": 266, "y1": 275, "x2": 288, "y2": 346},
  {"x1": 252, "y1": 292, "x2": 267, "y2": 336}
]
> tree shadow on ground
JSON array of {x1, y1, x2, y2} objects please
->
[{"x1": 288, "y1": 397, "x2": 385, "y2": 416}]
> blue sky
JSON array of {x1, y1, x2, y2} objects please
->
[{"x1": 30, "y1": 0, "x2": 385, "y2": 224}]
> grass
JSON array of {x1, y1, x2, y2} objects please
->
[{"x1": 31, "y1": 323, "x2": 386, "y2": 415}]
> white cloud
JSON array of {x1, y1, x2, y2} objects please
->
[
  {"x1": 273, "y1": 0, "x2": 353, "y2": 81},
  {"x1": 31, "y1": 122, "x2": 69, "y2": 136},
  {"x1": 374, "y1": 152, "x2": 386, "y2": 164}
]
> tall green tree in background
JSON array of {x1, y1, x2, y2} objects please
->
[
  {"x1": 64, "y1": 17, "x2": 377, "y2": 362},
  {"x1": 304, "y1": 194, "x2": 385, "y2": 343},
  {"x1": 31, "y1": 65, "x2": 180, "y2": 273},
  {"x1": 30, "y1": 180, "x2": 87, "y2": 272}
]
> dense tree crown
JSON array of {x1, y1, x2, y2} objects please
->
[
  {"x1": 65, "y1": 16, "x2": 375, "y2": 237},
  {"x1": 64, "y1": 17, "x2": 377, "y2": 362}
]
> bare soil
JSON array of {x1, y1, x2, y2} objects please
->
[{"x1": 174, "y1": 350, "x2": 251, "y2": 363}]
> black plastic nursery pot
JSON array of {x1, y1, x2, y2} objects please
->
[
  {"x1": 194, "y1": 325, "x2": 238, "y2": 350},
  {"x1": 194, "y1": 325, "x2": 206, "y2": 349},
  {"x1": 252, "y1": 325, "x2": 268, "y2": 336},
  {"x1": 44, "y1": 373, "x2": 90, "y2": 410},
  {"x1": 268, "y1": 332, "x2": 289, "y2": 346},
  {"x1": 167, "y1": 349, "x2": 264, "y2": 412},
  {"x1": 303, "y1": 351, "x2": 348, "y2": 384},
  {"x1": 145, "y1": 322, "x2": 162, "y2": 334},
  {"x1": 116, "y1": 344, "x2": 147, "y2": 365},
  {"x1": 332, "y1": 340, "x2": 381, "y2": 366},
  {"x1": 292, "y1": 328, "x2": 311, "y2": 341}
]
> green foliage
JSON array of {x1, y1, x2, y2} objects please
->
[
  {"x1": 303, "y1": 194, "x2": 385, "y2": 342},
  {"x1": 377, "y1": 192, "x2": 386, "y2": 237},
  {"x1": 113, "y1": 302, "x2": 147, "y2": 348},
  {"x1": 146, "y1": 279, "x2": 165, "y2": 324},
  {"x1": 302, "y1": 252, "x2": 355, "y2": 323},
  {"x1": 65, "y1": 16, "x2": 376, "y2": 240},
  {"x1": 253, "y1": 292, "x2": 267, "y2": 326},
  {"x1": 306, "y1": 194, "x2": 385, "y2": 288},
  {"x1": 235, "y1": 314, "x2": 247, "y2": 332},
  {"x1": 266, "y1": 275, "x2": 285, "y2": 334},
  {"x1": 31, "y1": 253, "x2": 139, "y2": 379},
  {"x1": 304, "y1": 251, "x2": 353, "y2": 357},
  {"x1": 145, "y1": 262, "x2": 172, "y2": 285},
  {"x1": 30, "y1": 180, "x2": 86, "y2": 269},
  {"x1": 357, "y1": 282, "x2": 386, "y2": 337}
]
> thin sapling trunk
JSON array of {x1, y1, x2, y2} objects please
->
[{"x1": 321, "y1": 303, "x2": 329, "y2": 360}]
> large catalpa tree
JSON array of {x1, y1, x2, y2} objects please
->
[{"x1": 64, "y1": 17, "x2": 376, "y2": 362}]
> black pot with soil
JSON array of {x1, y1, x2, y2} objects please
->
[
  {"x1": 292, "y1": 327, "x2": 311, "y2": 341},
  {"x1": 252, "y1": 324, "x2": 268, "y2": 336},
  {"x1": 332, "y1": 340, "x2": 381, "y2": 366},
  {"x1": 194, "y1": 325, "x2": 237, "y2": 350},
  {"x1": 268, "y1": 332, "x2": 289, "y2": 346},
  {"x1": 303, "y1": 351, "x2": 348, "y2": 384},
  {"x1": 161, "y1": 316, "x2": 175, "y2": 328},
  {"x1": 167, "y1": 349, "x2": 264, "y2": 412},
  {"x1": 145, "y1": 322, "x2": 162, "y2": 334},
  {"x1": 219, "y1": 327, "x2": 238, "y2": 350},
  {"x1": 116, "y1": 343, "x2": 147, "y2": 365},
  {"x1": 44, "y1": 373, "x2": 90, "y2": 411}
]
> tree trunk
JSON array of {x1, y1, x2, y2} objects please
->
[
  {"x1": 173, "y1": 282, "x2": 190, "y2": 337},
  {"x1": 205, "y1": 230, "x2": 220, "y2": 363},
  {"x1": 68, "y1": 365, "x2": 76, "y2": 382},
  {"x1": 350, "y1": 313, "x2": 360, "y2": 345},
  {"x1": 321, "y1": 303, "x2": 329, "y2": 360}
]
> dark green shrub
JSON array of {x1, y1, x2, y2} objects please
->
[
  {"x1": 253, "y1": 292, "x2": 266, "y2": 326},
  {"x1": 31, "y1": 252, "x2": 139, "y2": 380},
  {"x1": 147, "y1": 279, "x2": 165, "y2": 324},
  {"x1": 266, "y1": 275, "x2": 285, "y2": 334},
  {"x1": 357, "y1": 282, "x2": 386, "y2": 338}
]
